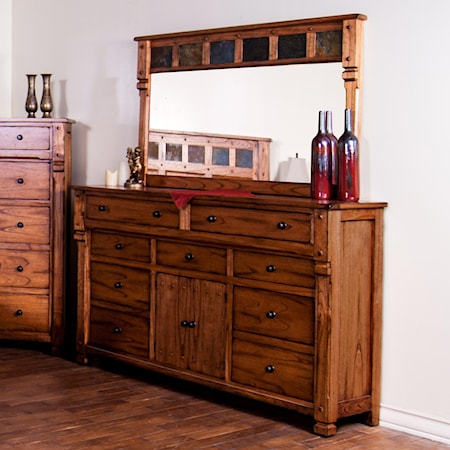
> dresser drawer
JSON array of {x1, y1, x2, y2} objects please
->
[
  {"x1": 234, "y1": 251, "x2": 315, "y2": 288},
  {"x1": 0, "y1": 206, "x2": 49, "y2": 244},
  {"x1": 233, "y1": 287, "x2": 314, "y2": 345},
  {"x1": 0, "y1": 250, "x2": 49, "y2": 288},
  {"x1": 232, "y1": 334, "x2": 314, "y2": 401},
  {"x1": 86, "y1": 195, "x2": 179, "y2": 228},
  {"x1": 191, "y1": 205, "x2": 313, "y2": 243},
  {"x1": 90, "y1": 261, "x2": 150, "y2": 310},
  {"x1": 0, "y1": 293, "x2": 49, "y2": 333},
  {"x1": 0, "y1": 161, "x2": 50, "y2": 200},
  {"x1": 89, "y1": 305, "x2": 149, "y2": 358},
  {"x1": 0, "y1": 126, "x2": 50, "y2": 150},
  {"x1": 91, "y1": 231, "x2": 151, "y2": 262},
  {"x1": 156, "y1": 240, "x2": 227, "y2": 275}
]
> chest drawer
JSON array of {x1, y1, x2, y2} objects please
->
[
  {"x1": 156, "y1": 240, "x2": 227, "y2": 275},
  {"x1": 0, "y1": 161, "x2": 50, "y2": 200},
  {"x1": 0, "y1": 206, "x2": 49, "y2": 244},
  {"x1": 232, "y1": 333, "x2": 314, "y2": 401},
  {"x1": 0, "y1": 250, "x2": 49, "y2": 288},
  {"x1": 91, "y1": 231, "x2": 151, "y2": 262},
  {"x1": 89, "y1": 305, "x2": 149, "y2": 359},
  {"x1": 0, "y1": 126, "x2": 50, "y2": 150},
  {"x1": 233, "y1": 287, "x2": 314, "y2": 345},
  {"x1": 234, "y1": 251, "x2": 315, "y2": 288},
  {"x1": 0, "y1": 293, "x2": 49, "y2": 333},
  {"x1": 90, "y1": 261, "x2": 150, "y2": 310},
  {"x1": 86, "y1": 195, "x2": 179, "y2": 228},
  {"x1": 191, "y1": 205, "x2": 313, "y2": 243}
]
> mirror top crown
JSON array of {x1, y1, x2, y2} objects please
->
[{"x1": 134, "y1": 14, "x2": 366, "y2": 74}]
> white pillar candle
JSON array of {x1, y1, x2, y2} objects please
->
[
  {"x1": 118, "y1": 161, "x2": 129, "y2": 185},
  {"x1": 105, "y1": 169, "x2": 118, "y2": 186}
]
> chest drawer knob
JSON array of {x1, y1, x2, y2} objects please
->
[
  {"x1": 181, "y1": 320, "x2": 189, "y2": 328},
  {"x1": 265, "y1": 311, "x2": 277, "y2": 319},
  {"x1": 114, "y1": 281, "x2": 123, "y2": 288},
  {"x1": 98, "y1": 205, "x2": 108, "y2": 212},
  {"x1": 17, "y1": 221, "x2": 24, "y2": 228},
  {"x1": 16, "y1": 265, "x2": 24, "y2": 272},
  {"x1": 17, "y1": 178, "x2": 24, "y2": 184},
  {"x1": 207, "y1": 215, "x2": 217, "y2": 223},
  {"x1": 265, "y1": 364, "x2": 276, "y2": 373},
  {"x1": 113, "y1": 327, "x2": 122, "y2": 334},
  {"x1": 16, "y1": 134, "x2": 23, "y2": 141},
  {"x1": 266, "y1": 264, "x2": 276, "y2": 273},
  {"x1": 277, "y1": 221, "x2": 288, "y2": 230},
  {"x1": 184, "y1": 253, "x2": 195, "y2": 261},
  {"x1": 15, "y1": 309, "x2": 23, "y2": 316},
  {"x1": 153, "y1": 210, "x2": 162, "y2": 218},
  {"x1": 115, "y1": 243, "x2": 124, "y2": 250}
]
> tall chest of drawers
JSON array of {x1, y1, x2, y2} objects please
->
[
  {"x1": 0, "y1": 118, "x2": 73, "y2": 354},
  {"x1": 73, "y1": 185, "x2": 386, "y2": 436}
]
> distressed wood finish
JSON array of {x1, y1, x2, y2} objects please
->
[
  {"x1": 73, "y1": 185, "x2": 386, "y2": 436},
  {"x1": 0, "y1": 118, "x2": 73, "y2": 354}
]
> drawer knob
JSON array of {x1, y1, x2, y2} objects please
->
[
  {"x1": 180, "y1": 320, "x2": 196, "y2": 328},
  {"x1": 265, "y1": 311, "x2": 277, "y2": 319},
  {"x1": 15, "y1": 309, "x2": 23, "y2": 316},
  {"x1": 98, "y1": 205, "x2": 108, "y2": 212},
  {"x1": 17, "y1": 221, "x2": 24, "y2": 228},
  {"x1": 184, "y1": 253, "x2": 194, "y2": 261},
  {"x1": 113, "y1": 327, "x2": 122, "y2": 334},
  {"x1": 277, "y1": 221, "x2": 288, "y2": 230},
  {"x1": 266, "y1": 264, "x2": 276, "y2": 273},
  {"x1": 115, "y1": 243, "x2": 124, "y2": 250},
  {"x1": 16, "y1": 134, "x2": 23, "y2": 141},
  {"x1": 114, "y1": 281, "x2": 123, "y2": 288},
  {"x1": 153, "y1": 210, "x2": 162, "y2": 218},
  {"x1": 207, "y1": 215, "x2": 217, "y2": 223},
  {"x1": 17, "y1": 178, "x2": 24, "y2": 184},
  {"x1": 265, "y1": 364, "x2": 276, "y2": 373},
  {"x1": 181, "y1": 320, "x2": 189, "y2": 327},
  {"x1": 16, "y1": 266, "x2": 24, "y2": 272}
]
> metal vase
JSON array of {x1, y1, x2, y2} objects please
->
[
  {"x1": 40, "y1": 73, "x2": 53, "y2": 118},
  {"x1": 25, "y1": 74, "x2": 38, "y2": 118}
]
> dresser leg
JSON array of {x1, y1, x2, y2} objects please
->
[{"x1": 313, "y1": 421, "x2": 337, "y2": 437}]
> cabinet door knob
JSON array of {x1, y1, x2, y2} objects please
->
[
  {"x1": 113, "y1": 327, "x2": 122, "y2": 334},
  {"x1": 17, "y1": 178, "x2": 24, "y2": 184},
  {"x1": 98, "y1": 205, "x2": 107, "y2": 212},
  {"x1": 17, "y1": 222, "x2": 24, "y2": 228},
  {"x1": 207, "y1": 215, "x2": 217, "y2": 223},
  {"x1": 114, "y1": 281, "x2": 123, "y2": 288},
  {"x1": 16, "y1": 266, "x2": 24, "y2": 272},
  {"x1": 277, "y1": 221, "x2": 288, "y2": 230},
  {"x1": 16, "y1": 134, "x2": 23, "y2": 141},
  {"x1": 153, "y1": 210, "x2": 162, "y2": 218},
  {"x1": 266, "y1": 264, "x2": 276, "y2": 273},
  {"x1": 184, "y1": 253, "x2": 194, "y2": 261},
  {"x1": 115, "y1": 243, "x2": 124, "y2": 250},
  {"x1": 265, "y1": 311, "x2": 277, "y2": 319},
  {"x1": 265, "y1": 365, "x2": 276, "y2": 373},
  {"x1": 15, "y1": 309, "x2": 23, "y2": 316}
]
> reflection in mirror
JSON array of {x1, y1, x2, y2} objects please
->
[{"x1": 150, "y1": 63, "x2": 344, "y2": 182}]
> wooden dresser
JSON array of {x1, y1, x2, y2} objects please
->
[
  {"x1": 73, "y1": 185, "x2": 386, "y2": 436},
  {"x1": 0, "y1": 118, "x2": 73, "y2": 354}
]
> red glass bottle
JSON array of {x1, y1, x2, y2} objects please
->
[
  {"x1": 325, "y1": 110, "x2": 338, "y2": 198},
  {"x1": 311, "y1": 111, "x2": 332, "y2": 200},
  {"x1": 337, "y1": 109, "x2": 360, "y2": 201}
]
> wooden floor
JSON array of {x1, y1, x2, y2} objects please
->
[{"x1": 0, "y1": 343, "x2": 447, "y2": 449}]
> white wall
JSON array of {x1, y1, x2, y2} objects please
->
[
  {"x1": 0, "y1": 0, "x2": 12, "y2": 116},
  {"x1": 7, "y1": 0, "x2": 450, "y2": 444}
]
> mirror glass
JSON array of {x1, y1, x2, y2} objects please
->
[{"x1": 150, "y1": 63, "x2": 345, "y2": 181}]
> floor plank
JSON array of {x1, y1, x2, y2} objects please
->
[{"x1": 0, "y1": 343, "x2": 447, "y2": 449}]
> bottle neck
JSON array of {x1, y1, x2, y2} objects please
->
[
  {"x1": 325, "y1": 110, "x2": 333, "y2": 134},
  {"x1": 344, "y1": 108, "x2": 354, "y2": 133},
  {"x1": 318, "y1": 111, "x2": 326, "y2": 133}
]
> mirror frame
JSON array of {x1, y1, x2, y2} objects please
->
[{"x1": 134, "y1": 13, "x2": 366, "y2": 195}]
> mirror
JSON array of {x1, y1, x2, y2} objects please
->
[
  {"x1": 135, "y1": 14, "x2": 366, "y2": 191},
  {"x1": 150, "y1": 63, "x2": 345, "y2": 181}
]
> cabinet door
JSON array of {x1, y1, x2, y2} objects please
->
[{"x1": 155, "y1": 273, "x2": 226, "y2": 379}]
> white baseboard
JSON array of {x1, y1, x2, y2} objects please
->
[{"x1": 380, "y1": 404, "x2": 450, "y2": 445}]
